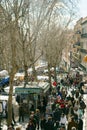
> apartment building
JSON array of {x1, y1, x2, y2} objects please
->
[
  {"x1": 62, "y1": 30, "x2": 74, "y2": 71},
  {"x1": 72, "y1": 17, "x2": 87, "y2": 72},
  {"x1": 80, "y1": 17, "x2": 87, "y2": 71}
]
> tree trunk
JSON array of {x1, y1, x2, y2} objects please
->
[
  {"x1": 54, "y1": 65, "x2": 57, "y2": 83},
  {"x1": 32, "y1": 63, "x2": 37, "y2": 81},
  {"x1": 48, "y1": 64, "x2": 52, "y2": 93},
  {"x1": 24, "y1": 65, "x2": 28, "y2": 87},
  {"x1": 7, "y1": 73, "x2": 14, "y2": 126}
]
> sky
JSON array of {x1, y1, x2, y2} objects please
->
[{"x1": 79, "y1": 0, "x2": 87, "y2": 18}]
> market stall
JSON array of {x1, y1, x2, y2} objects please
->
[{"x1": 15, "y1": 82, "x2": 50, "y2": 114}]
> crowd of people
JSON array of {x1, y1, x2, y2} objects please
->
[
  {"x1": 0, "y1": 71, "x2": 87, "y2": 130},
  {"x1": 25, "y1": 72, "x2": 86, "y2": 130}
]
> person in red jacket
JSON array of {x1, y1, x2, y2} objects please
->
[{"x1": 53, "y1": 81, "x2": 57, "y2": 87}]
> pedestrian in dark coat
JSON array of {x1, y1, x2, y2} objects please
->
[
  {"x1": 78, "y1": 118, "x2": 83, "y2": 130},
  {"x1": 19, "y1": 103, "x2": 25, "y2": 122},
  {"x1": 40, "y1": 116, "x2": 46, "y2": 130},
  {"x1": 53, "y1": 108, "x2": 61, "y2": 122},
  {"x1": 34, "y1": 109, "x2": 40, "y2": 130},
  {"x1": 30, "y1": 104, "x2": 35, "y2": 112},
  {"x1": 29, "y1": 113, "x2": 37, "y2": 129},
  {"x1": 67, "y1": 117, "x2": 78, "y2": 130},
  {"x1": 26, "y1": 119, "x2": 35, "y2": 130},
  {"x1": 44, "y1": 116, "x2": 54, "y2": 130}
]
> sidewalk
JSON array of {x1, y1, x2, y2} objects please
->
[
  {"x1": 1, "y1": 117, "x2": 28, "y2": 130},
  {"x1": 2, "y1": 122, "x2": 28, "y2": 130}
]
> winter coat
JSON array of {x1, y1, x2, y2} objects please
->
[
  {"x1": 67, "y1": 120, "x2": 78, "y2": 130},
  {"x1": 26, "y1": 122, "x2": 35, "y2": 130},
  {"x1": 44, "y1": 119, "x2": 54, "y2": 130}
]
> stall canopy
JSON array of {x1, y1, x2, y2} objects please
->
[{"x1": 15, "y1": 82, "x2": 50, "y2": 94}]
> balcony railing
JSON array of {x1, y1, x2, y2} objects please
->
[
  {"x1": 81, "y1": 33, "x2": 87, "y2": 38},
  {"x1": 79, "y1": 63, "x2": 86, "y2": 71},
  {"x1": 80, "y1": 48, "x2": 87, "y2": 54},
  {"x1": 73, "y1": 42, "x2": 80, "y2": 48},
  {"x1": 75, "y1": 31, "x2": 81, "y2": 34},
  {"x1": 72, "y1": 53, "x2": 81, "y2": 62}
]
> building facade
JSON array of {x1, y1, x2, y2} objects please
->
[
  {"x1": 80, "y1": 17, "x2": 87, "y2": 71},
  {"x1": 72, "y1": 17, "x2": 87, "y2": 72}
]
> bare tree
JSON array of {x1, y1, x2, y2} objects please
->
[
  {"x1": 0, "y1": 0, "x2": 30, "y2": 125},
  {"x1": 21, "y1": 0, "x2": 60, "y2": 83},
  {"x1": 0, "y1": 0, "x2": 61, "y2": 125},
  {"x1": 0, "y1": 0, "x2": 78, "y2": 125},
  {"x1": 39, "y1": 0, "x2": 78, "y2": 90}
]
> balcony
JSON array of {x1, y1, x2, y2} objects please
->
[
  {"x1": 72, "y1": 52, "x2": 81, "y2": 62},
  {"x1": 73, "y1": 42, "x2": 80, "y2": 48},
  {"x1": 75, "y1": 30, "x2": 81, "y2": 34},
  {"x1": 81, "y1": 33, "x2": 87, "y2": 38},
  {"x1": 80, "y1": 48, "x2": 87, "y2": 54},
  {"x1": 79, "y1": 63, "x2": 86, "y2": 71}
]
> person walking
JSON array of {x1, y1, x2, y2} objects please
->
[
  {"x1": 40, "y1": 116, "x2": 46, "y2": 130},
  {"x1": 44, "y1": 116, "x2": 54, "y2": 130},
  {"x1": 34, "y1": 109, "x2": 40, "y2": 130},
  {"x1": 53, "y1": 108, "x2": 61, "y2": 128},
  {"x1": 78, "y1": 118, "x2": 83, "y2": 130},
  {"x1": 67, "y1": 116, "x2": 78, "y2": 130},
  {"x1": 26, "y1": 119, "x2": 35, "y2": 130},
  {"x1": 59, "y1": 113, "x2": 67, "y2": 129},
  {"x1": 19, "y1": 103, "x2": 25, "y2": 122}
]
